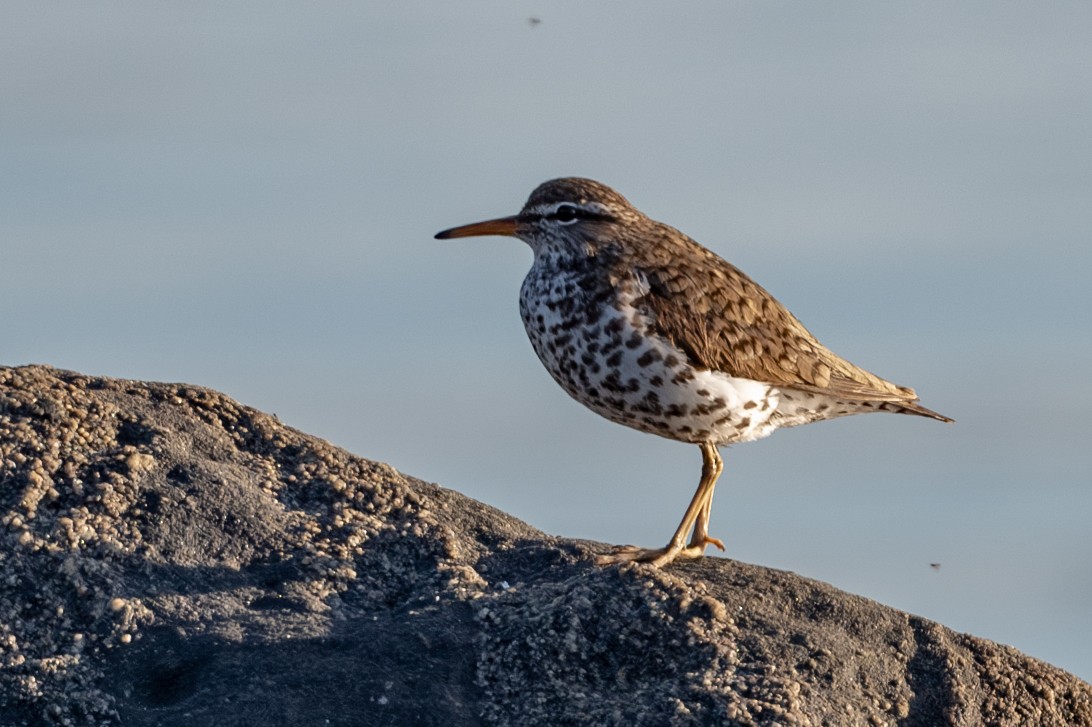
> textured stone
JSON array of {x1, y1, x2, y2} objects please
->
[{"x1": 0, "y1": 365, "x2": 1087, "y2": 726}]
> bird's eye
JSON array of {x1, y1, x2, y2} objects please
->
[{"x1": 553, "y1": 204, "x2": 579, "y2": 223}]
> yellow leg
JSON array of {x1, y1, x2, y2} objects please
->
[
  {"x1": 597, "y1": 443, "x2": 726, "y2": 567},
  {"x1": 688, "y1": 444, "x2": 726, "y2": 552}
]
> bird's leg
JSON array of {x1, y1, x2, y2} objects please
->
[
  {"x1": 687, "y1": 443, "x2": 726, "y2": 553},
  {"x1": 597, "y1": 442, "x2": 725, "y2": 568}
]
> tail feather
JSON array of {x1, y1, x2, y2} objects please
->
[
  {"x1": 787, "y1": 381, "x2": 954, "y2": 423},
  {"x1": 884, "y1": 400, "x2": 954, "y2": 423}
]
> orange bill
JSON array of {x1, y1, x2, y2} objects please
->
[{"x1": 435, "y1": 215, "x2": 519, "y2": 239}]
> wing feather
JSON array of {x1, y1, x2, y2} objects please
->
[{"x1": 630, "y1": 229, "x2": 926, "y2": 405}]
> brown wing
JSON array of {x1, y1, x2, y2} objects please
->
[{"x1": 630, "y1": 228, "x2": 929, "y2": 406}]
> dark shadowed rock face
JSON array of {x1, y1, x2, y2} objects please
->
[{"x1": 0, "y1": 365, "x2": 1088, "y2": 726}]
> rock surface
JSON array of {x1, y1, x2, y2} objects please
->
[{"x1": 0, "y1": 364, "x2": 1088, "y2": 726}]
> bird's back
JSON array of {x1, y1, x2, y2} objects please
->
[{"x1": 620, "y1": 222, "x2": 951, "y2": 422}]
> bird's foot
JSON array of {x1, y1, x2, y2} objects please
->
[
  {"x1": 596, "y1": 540, "x2": 717, "y2": 568},
  {"x1": 688, "y1": 535, "x2": 725, "y2": 552}
]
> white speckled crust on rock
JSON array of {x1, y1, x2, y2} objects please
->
[{"x1": 0, "y1": 366, "x2": 1088, "y2": 727}]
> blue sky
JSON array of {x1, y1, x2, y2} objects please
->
[{"x1": 3, "y1": 2, "x2": 1091, "y2": 681}]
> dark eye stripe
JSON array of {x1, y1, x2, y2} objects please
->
[{"x1": 520, "y1": 207, "x2": 616, "y2": 224}]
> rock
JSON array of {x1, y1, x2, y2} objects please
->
[{"x1": 0, "y1": 364, "x2": 1088, "y2": 726}]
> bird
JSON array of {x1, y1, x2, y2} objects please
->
[{"x1": 435, "y1": 177, "x2": 952, "y2": 568}]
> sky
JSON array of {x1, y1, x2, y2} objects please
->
[{"x1": 3, "y1": 2, "x2": 1091, "y2": 682}]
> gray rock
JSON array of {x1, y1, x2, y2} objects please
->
[{"x1": 1, "y1": 365, "x2": 1088, "y2": 726}]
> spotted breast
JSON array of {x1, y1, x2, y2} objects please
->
[{"x1": 519, "y1": 248, "x2": 780, "y2": 446}]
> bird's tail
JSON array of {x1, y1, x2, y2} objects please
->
[{"x1": 882, "y1": 400, "x2": 954, "y2": 423}]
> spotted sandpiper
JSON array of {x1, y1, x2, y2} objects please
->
[{"x1": 436, "y1": 178, "x2": 951, "y2": 568}]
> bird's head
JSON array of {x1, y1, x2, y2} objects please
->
[{"x1": 435, "y1": 177, "x2": 645, "y2": 258}]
